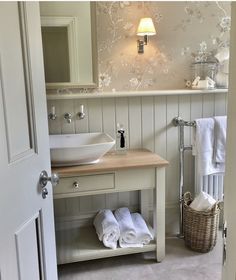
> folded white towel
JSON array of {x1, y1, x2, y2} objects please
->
[
  {"x1": 190, "y1": 191, "x2": 216, "y2": 211},
  {"x1": 131, "y1": 213, "x2": 153, "y2": 245},
  {"x1": 114, "y1": 207, "x2": 138, "y2": 248},
  {"x1": 193, "y1": 118, "x2": 224, "y2": 176},
  {"x1": 214, "y1": 116, "x2": 227, "y2": 164},
  {"x1": 93, "y1": 209, "x2": 120, "y2": 249}
]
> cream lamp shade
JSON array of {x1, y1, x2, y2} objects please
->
[{"x1": 137, "y1": 18, "x2": 156, "y2": 36}]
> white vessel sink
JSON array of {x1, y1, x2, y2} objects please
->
[{"x1": 50, "y1": 133, "x2": 115, "y2": 167}]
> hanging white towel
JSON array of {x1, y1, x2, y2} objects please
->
[
  {"x1": 193, "y1": 118, "x2": 224, "y2": 176},
  {"x1": 214, "y1": 116, "x2": 227, "y2": 163},
  {"x1": 93, "y1": 209, "x2": 120, "y2": 249},
  {"x1": 114, "y1": 207, "x2": 139, "y2": 248},
  {"x1": 131, "y1": 213, "x2": 153, "y2": 245}
]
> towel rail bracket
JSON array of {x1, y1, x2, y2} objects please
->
[{"x1": 172, "y1": 116, "x2": 196, "y2": 127}]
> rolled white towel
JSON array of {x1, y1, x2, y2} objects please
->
[
  {"x1": 131, "y1": 213, "x2": 153, "y2": 245},
  {"x1": 93, "y1": 209, "x2": 120, "y2": 249},
  {"x1": 190, "y1": 191, "x2": 216, "y2": 211},
  {"x1": 114, "y1": 207, "x2": 138, "y2": 248}
]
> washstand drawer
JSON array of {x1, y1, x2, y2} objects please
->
[
  {"x1": 54, "y1": 173, "x2": 115, "y2": 195},
  {"x1": 115, "y1": 168, "x2": 155, "y2": 190}
]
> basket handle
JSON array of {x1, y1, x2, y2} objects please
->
[
  {"x1": 183, "y1": 192, "x2": 192, "y2": 204},
  {"x1": 212, "y1": 201, "x2": 222, "y2": 212}
]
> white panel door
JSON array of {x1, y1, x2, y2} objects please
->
[
  {"x1": 222, "y1": 3, "x2": 236, "y2": 280},
  {"x1": 0, "y1": 2, "x2": 57, "y2": 279}
]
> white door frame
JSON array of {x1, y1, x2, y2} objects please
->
[{"x1": 222, "y1": 2, "x2": 236, "y2": 280}]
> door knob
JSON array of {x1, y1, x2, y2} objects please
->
[
  {"x1": 73, "y1": 181, "x2": 79, "y2": 189},
  {"x1": 39, "y1": 170, "x2": 59, "y2": 188}
]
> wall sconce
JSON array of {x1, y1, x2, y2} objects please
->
[{"x1": 137, "y1": 17, "x2": 156, "y2": 54}]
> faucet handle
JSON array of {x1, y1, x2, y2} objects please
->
[
  {"x1": 48, "y1": 106, "x2": 57, "y2": 120},
  {"x1": 78, "y1": 104, "x2": 85, "y2": 120},
  {"x1": 64, "y1": 112, "x2": 72, "y2": 123},
  {"x1": 48, "y1": 112, "x2": 57, "y2": 121}
]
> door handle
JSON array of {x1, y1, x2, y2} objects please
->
[
  {"x1": 39, "y1": 170, "x2": 59, "y2": 188},
  {"x1": 39, "y1": 170, "x2": 59, "y2": 199}
]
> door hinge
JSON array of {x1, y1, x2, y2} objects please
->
[
  {"x1": 223, "y1": 221, "x2": 227, "y2": 266},
  {"x1": 223, "y1": 226, "x2": 227, "y2": 238}
]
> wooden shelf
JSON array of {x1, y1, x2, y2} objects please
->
[
  {"x1": 47, "y1": 88, "x2": 228, "y2": 100},
  {"x1": 56, "y1": 226, "x2": 156, "y2": 265}
]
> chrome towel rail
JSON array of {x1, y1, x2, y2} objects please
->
[{"x1": 172, "y1": 116, "x2": 195, "y2": 238}]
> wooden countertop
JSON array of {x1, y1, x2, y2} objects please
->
[{"x1": 52, "y1": 149, "x2": 169, "y2": 177}]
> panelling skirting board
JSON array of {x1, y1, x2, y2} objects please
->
[{"x1": 48, "y1": 91, "x2": 227, "y2": 235}]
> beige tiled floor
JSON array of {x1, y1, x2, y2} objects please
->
[{"x1": 58, "y1": 235, "x2": 222, "y2": 280}]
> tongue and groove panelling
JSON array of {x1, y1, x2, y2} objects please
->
[{"x1": 48, "y1": 92, "x2": 227, "y2": 235}]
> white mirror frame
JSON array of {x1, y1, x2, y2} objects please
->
[
  {"x1": 41, "y1": 16, "x2": 79, "y2": 84},
  {"x1": 40, "y1": 3, "x2": 98, "y2": 90}
]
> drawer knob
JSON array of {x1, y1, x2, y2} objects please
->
[{"x1": 73, "y1": 181, "x2": 79, "y2": 189}]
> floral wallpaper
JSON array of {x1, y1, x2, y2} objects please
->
[{"x1": 96, "y1": 1, "x2": 230, "y2": 91}]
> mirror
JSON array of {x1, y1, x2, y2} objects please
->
[{"x1": 40, "y1": 2, "x2": 98, "y2": 89}]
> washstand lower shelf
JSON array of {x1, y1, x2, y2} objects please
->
[{"x1": 56, "y1": 226, "x2": 157, "y2": 265}]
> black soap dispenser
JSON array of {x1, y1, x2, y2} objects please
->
[{"x1": 116, "y1": 123, "x2": 127, "y2": 154}]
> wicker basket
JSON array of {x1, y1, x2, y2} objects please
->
[{"x1": 183, "y1": 192, "x2": 220, "y2": 253}]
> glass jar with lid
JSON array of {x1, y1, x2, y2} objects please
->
[{"x1": 191, "y1": 61, "x2": 217, "y2": 89}]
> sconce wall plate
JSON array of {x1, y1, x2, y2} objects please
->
[{"x1": 137, "y1": 35, "x2": 148, "y2": 54}]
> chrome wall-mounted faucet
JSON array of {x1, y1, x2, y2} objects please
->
[{"x1": 64, "y1": 112, "x2": 72, "y2": 123}]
